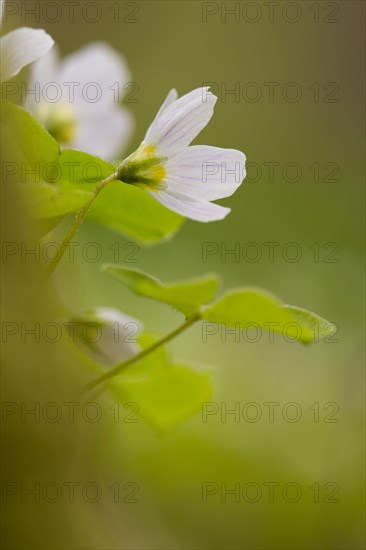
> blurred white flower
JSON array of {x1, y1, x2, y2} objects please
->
[
  {"x1": 25, "y1": 42, "x2": 134, "y2": 160},
  {"x1": 70, "y1": 307, "x2": 142, "y2": 367},
  {"x1": 0, "y1": 0, "x2": 54, "y2": 83},
  {"x1": 117, "y1": 87, "x2": 246, "y2": 222}
]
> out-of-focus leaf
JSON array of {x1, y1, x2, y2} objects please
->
[
  {"x1": 112, "y1": 362, "x2": 213, "y2": 434},
  {"x1": 21, "y1": 182, "x2": 93, "y2": 219},
  {"x1": 88, "y1": 180, "x2": 184, "y2": 244},
  {"x1": 56, "y1": 149, "x2": 116, "y2": 188},
  {"x1": 0, "y1": 101, "x2": 59, "y2": 171},
  {"x1": 1, "y1": 103, "x2": 184, "y2": 242},
  {"x1": 202, "y1": 287, "x2": 335, "y2": 344},
  {"x1": 103, "y1": 265, "x2": 220, "y2": 317}
]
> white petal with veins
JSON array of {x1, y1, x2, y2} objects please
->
[
  {"x1": 144, "y1": 87, "x2": 217, "y2": 157},
  {"x1": 165, "y1": 145, "x2": 246, "y2": 201},
  {"x1": 119, "y1": 86, "x2": 246, "y2": 223},
  {"x1": 0, "y1": 27, "x2": 53, "y2": 82},
  {"x1": 147, "y1": 188, "x2": 231, "y2": 222}
]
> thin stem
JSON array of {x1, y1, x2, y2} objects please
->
[
  {"x1": 47, "y1": 171, "x2": 119, "y2": 277},
  {"x1": 84, "y1": 313, "x2": 201, "y2": 393}
]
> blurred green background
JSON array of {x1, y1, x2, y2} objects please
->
[{"x1": 2, "y1": 1, "x2": 365, "y2": 549}]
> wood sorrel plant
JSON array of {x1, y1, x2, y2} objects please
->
[
  {"x1": 1, "y1": 78, "x2": 334, "y2": 433},
  {"x1": 43, "y1": 85, "x2": 246, "y2": 274}
]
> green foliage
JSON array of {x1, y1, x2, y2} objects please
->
[
  {"x1": 1, "y1": 102, "x2": 184, "y2": 242},
  {"x1": 1, "y1": 103, "x2": 107, "y2": 218},
  {"x1": 103, "y1": 265, "x2": 220, "y2": 317},
  {"x1": 76, "y1": 328, "x2": 213, "y2": 434},
  {"x1": 102, "y1": 267, "x2": 334, "y2": 344},
  {"x1": 3, "y1": 101, "x2": 334, "y2": 434},
  {"x1": 22, "y1": 182, "x2": 93, "y2": 219},
  {"x1": 203, "y1": 287, "x2": 335, "y2": 344},
  {"x1": 1, "y1": 100, "x2": 59, "y2": 169},
  {"x1": 124, "y1": 332, "x2": 170, "y2": 377},
  {"x1": 87, "y1": 180, "x2": 184, "y2": 244},
  {"x1": 56, "y1": 149, "x2": 116, "y2": 187},
  {"x1": 112, "y1": 361, "x2": 213, "y2": 434}
]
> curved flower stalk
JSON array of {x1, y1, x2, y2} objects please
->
[
  {"x1": 0, "y1": 0, "x2": 54, "y2": 83},
  {"x1": 118, "y1": 87, "x2": 246, "y2": 221},
  {"x1": 25, "y1": 43, "x2": 134, "y2": 160},
  {"x1": 70, "y1": 307, "x2": 142, "y2": 367}
]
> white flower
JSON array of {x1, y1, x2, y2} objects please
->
[
  {"x1": 117, "y1": 87, "x2": 246, "y2": 222},
  {"x1": 70, "y1": 307, "x2": 142, "y2": 367},
  {"x1": 0, "y1": 0, "x2": 54, "y2": 83},
  {"x1": 25, "y1": 42, "x2": 134, "y2": 161}
]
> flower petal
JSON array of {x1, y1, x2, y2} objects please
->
[
  {"x1": 57, "y1": 42, "x2": 131, "y2": 112},
  {"x1": 153, "y1": 88, "x2": 178, "y2": 118},
  {"x1": 0, "y1": 27, "x2": 54, "y2": 82},
  {"x1": 27, "y1": 46, "x2": 59, "y2": 91},
  {"x1": 25, "y1": 47, "x2": 59, "y2": 114},
  {"x1": 147, "y1": 188, "x2": 230, "y2": 222},
  {"x1": 144, "y1": 87, "x2": 217, "y2": 157},
  {"x1": 71, "y1": 307, "x2": 142, "y2": 367},
  {"x1": 165, "y1": 145, "x2": 246, "y2": 201},
  {"x1": 71, "y1": 107, "x2": 134, "y2": 161},
  {"x1": 0, "y1": 0, "x2": 4, "y2": 27}
]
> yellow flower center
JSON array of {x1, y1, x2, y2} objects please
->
[
  {"x1": 38, "y1": 103, "x2": 76, "y2": 144},
  {"x1": 117, "y1": 141, "x2": 167, "y2": 191},
  {"x1": 143, "y1": 144, "x2": 157, "y2": 157}
]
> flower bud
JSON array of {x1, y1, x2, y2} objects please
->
[{"x1": 69, "y1": 307, "x2": 142, "y2": 367}]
